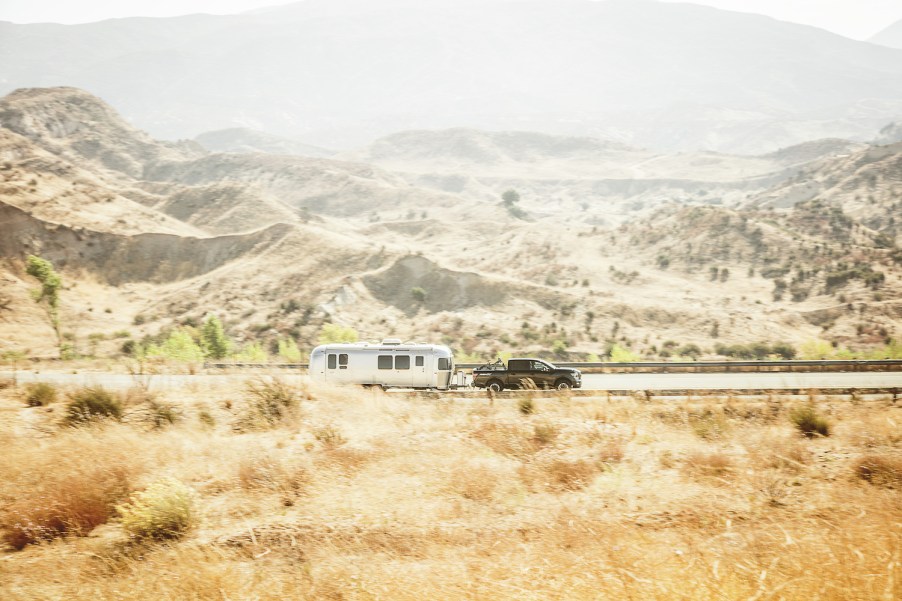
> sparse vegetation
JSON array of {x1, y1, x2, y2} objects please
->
[{"x1": 0, "y1": 379, "x2": 900, "y2": 599}]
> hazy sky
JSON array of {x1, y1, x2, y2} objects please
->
[{"x1": 0, "y1": 0, "x2": 899, "y2": 40}]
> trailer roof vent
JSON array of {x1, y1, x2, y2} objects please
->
[{"x1": 381, "y1": 338, "x2": 402, "y2": 345}]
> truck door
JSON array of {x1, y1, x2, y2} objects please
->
[
  {"x1": 530, "y1": 360, "x2": 553, "y2": 388},
  {"x1": 507, "y1": 359, "x2": 532, "y2": 389}
]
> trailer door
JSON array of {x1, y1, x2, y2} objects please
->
[
  {"x1": 413, "y1": 354, "x2": 430, "y2": 388},
  {"x1": 393, "y1": 354, "x2": 414, "y2": 388}
]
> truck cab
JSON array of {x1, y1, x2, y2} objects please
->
[{"x1": 472, "y1": 358, "x2": 581, "y2": 391}]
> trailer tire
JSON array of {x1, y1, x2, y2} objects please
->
[
  {"x1": 554, "y1": 379, "x2": 572, "y2": 391},
  {"x1": 486, "y1": 380, "x2": 504, "y2": 392}
]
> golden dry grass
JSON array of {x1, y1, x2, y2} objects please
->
[{"x1": 0, "y1": 378, "x2": 900, "y2": 600}]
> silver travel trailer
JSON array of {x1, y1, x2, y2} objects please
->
[{"x1": 309, "y1": 339, "x2": 455, "y2": 390}]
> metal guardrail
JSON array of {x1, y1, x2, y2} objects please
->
[{"x1": 205, "y1": 360, "x2": 902, "y2": 373}]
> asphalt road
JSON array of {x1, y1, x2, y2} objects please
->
[
  {"x1": 580, "y1": 372, "x2": 902, "y2": 390},
  {"x1": 3, "y1": 371, "x2": 901, "y2": 391}
]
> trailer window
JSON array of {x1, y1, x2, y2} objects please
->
[
  {"x1": 328, "y1": 354, "x2": 337, "y2": 369},
  {"x1": 438, "y1": 357, "x2": 451, "y2": 371},
  {"x1": 415, "y1": 356, "x2": 424, "y2": 367},
  {"x1": 395, "y1": 355, "x2": 410, "y2": 370},
  {"x1": 378, "y1": 355, "x2": 392, "y2": 370},
  {"x1": 339, "y1": 354, "x2": 348, "y2": 366}
]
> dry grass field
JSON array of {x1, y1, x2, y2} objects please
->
[{"x1": 0, "y1": 376, "x2": 900, "y2": 600}]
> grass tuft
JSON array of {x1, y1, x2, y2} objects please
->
[
  {"x1": 118, "y1": 478, "x2": 196, "y2": 540},
  {"x1": 64, "y1": 386, "x2": 123, "y2": 425},
  {"x1": 789, "y1": 404, "x2": 831, "y2": 438},
  {"x1": 24, "y1": 382, "x2": 57, "y2": 406},
  {"x1": 683, "y1": 450, "x2": 735, "y2": 480},
  {"x1": 854, "y1": 454, "x2": 902, "y2": 488},
  {"x1": 238, "y1": 377, "x2": 301, "y2": 429}
]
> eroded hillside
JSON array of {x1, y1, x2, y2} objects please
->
[{"x1": 0, "y1": 87, "x2": 900, "y2": 361}]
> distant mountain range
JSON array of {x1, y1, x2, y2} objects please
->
[
  {"x1": 3, "y1": 0, "x2": 902, "y2": 153},
  {"x1": 871, "y1": 18, "x2": 902, "y2": 49}
]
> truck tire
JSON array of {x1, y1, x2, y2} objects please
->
[
  {"x1": 554, "y1": 379, "x2": 572, "y2": 391},
  {"x1": 487, "y1": 380, "x2": 504, "y2": 392}
]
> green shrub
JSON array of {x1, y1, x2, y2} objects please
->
[
  {"x1": 789, "y1": 404, "x2": 831, "y2": 438},
  {"x1": 64, "y1": 387, "x2": 123, "y2": 425},
  {"x1": 25, "y1": 382, "x2": 57, "y2": 406},
  {"x1": 117, "y1": 478, "x2": 196, "y2": 540}
]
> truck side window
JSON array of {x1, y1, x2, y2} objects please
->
[
  {"x1": 415, "y1": 356, "x2": 424, "y2": 367},
  {"x1": 395, "y1": 355, "x2": 410, "y2": 370},
  {"x1": 438, "y1": 358, "x2": 451, "y2": 371},
  {"x1": 339, "y1": 354, "x2": 348, "y2": 369},
  {"x1": 378, "y1": 355, "x2": 392, "y2": 370},
  {"x1": 328, "y1": 354, "x2": 337, "y2": 369},
  {"x1": 508, "y1": 360, "x2": 528, "y2": 371}
]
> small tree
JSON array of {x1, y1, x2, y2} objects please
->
[
  {"x1": 502, "y1": 189, "x2": 520, "y2": 206},
  {"x1": 25, "y1": 255, "x2": 63, "y2": 357},
  {"x1": 146, "y1": 329, "x2": 205, "y2": 363},
  {"x1": 411, "y1": 287, "x2": 427, "y2": 303},
  {"x1": 610, "y1": 344, "x2": 640, "y2": 362},
  {"x1": 235, "y1": 342, "x2": 268, "y2": 363},
  {"x1": 278, "y1": 338, "x2": 302, "y2": 362},
  {"x1": 200, "y1": 315, "x2": 230, "y2": 359},
  {"x1": 799, "y1": 339, "x2": 834, "y2": 360},
  {"x1": 318, "y1": 324, "x2": 359, "y2": 344}
]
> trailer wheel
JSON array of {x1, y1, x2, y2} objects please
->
[
  {"x1": 554, "y1": 379, "x2": 572, "y2": 391},
  {"x1": 486, "y1": 380, "x2": 504, "y2": 392}
]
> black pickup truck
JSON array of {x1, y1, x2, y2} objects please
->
[{"x1": 472, "y1": 358, "x2": 582, "y2": 391}]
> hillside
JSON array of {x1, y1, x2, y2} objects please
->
[
  {"x1": 0, "y1": 88, "x2": 576, "y2": 358},
  {"x1": 0, "y1": 87, "x2": 899, "y2": 361},
  {"x1": 751, "y1": 142, "x2": 902, "y2": 244},
  {"x1": 195, "y1": 128, "x2": 334, "y2": 158},
  {"x1": 341, "y1": 129, "x2": 865, "y2": 225},
  {"x1": 3, "y1": 1, "x2": 902, "y2": 152}
]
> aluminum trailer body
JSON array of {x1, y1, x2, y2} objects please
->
[{"x1": 309, "y1": 339, "x2": 454, "y2": 389}]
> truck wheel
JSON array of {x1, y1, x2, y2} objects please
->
[
  {"x1": 487, "y1": 380, "x2": 504, "y2": 392},
  {"x1": 554, "y1": 379, "x2": 572, "y2": 391}
]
